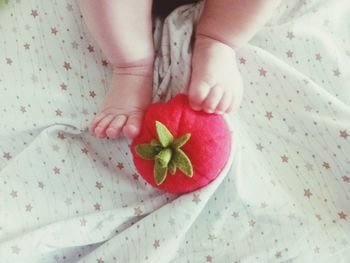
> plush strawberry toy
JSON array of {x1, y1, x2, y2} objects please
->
[{"x1": 131, "y1": 94, "x2": 231, "y2": 194}]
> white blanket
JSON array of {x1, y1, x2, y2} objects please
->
[{"x1": 0, "y1": 0, "x2": 349, "y2": 262}]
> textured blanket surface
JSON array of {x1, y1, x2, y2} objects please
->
[{"x1": 0, "y1": 0, "x2": 349, "y2": 262}]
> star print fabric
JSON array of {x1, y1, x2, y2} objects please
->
[{"x1": 0, "y1": 0, "x2": 350, "y2": 262}]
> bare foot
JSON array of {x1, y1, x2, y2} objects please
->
[
  {"x1": 188, "y1": 34, "x2": 243, "y2": 114},
  {"x1": 89, "y1": 61, "x2": 153, "y2": 140}
]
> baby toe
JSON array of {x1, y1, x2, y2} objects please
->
[
  {"x1": 202, "y1": 86, "x2": 224, "y2": 113},
  {"x1": 106, "y1": 115, "x2": 127, "y2": 139},
  {"x1": 94, "y1": 114, "x2": 115, "y2": 138},
  {"x1": 123, "y1": 113, "x2": 143, "y2": 139},
  {"x1": 89, "y1": 112, "x2": 108, "y2": 134},
  {"x1": 215, "y1": 91, "x2": 232, "y2": 114},
  {"x1": 188, "y1": 75, "x2": 212, "y2": 111}
]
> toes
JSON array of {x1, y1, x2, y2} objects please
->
[
  {"x1": 188, "y1": 74, "x2": 213, "y2": 111},
  {"x1": 106, "y1": 115, "x2": 127, "y2": 139},
  {"x1": 94, "y1": 114, "x2": 115, "y2": 138},
  {"x1": 122, "y1": 114, "x2": 143, "y2": 140},
  {"x1": 89, "y1": 112, "x2": 108, "y2": 133},
  {"x1": 215, "y1": 91, "x2": 232, "y2": 114},
  {"x1": 201, "y1": 86, "x2": 224, "y2": 113}
]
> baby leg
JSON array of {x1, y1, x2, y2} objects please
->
[{"x1": 78, "y1": 0, "x2": 154, "y2": 139}]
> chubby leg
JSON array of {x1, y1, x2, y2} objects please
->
[
  {"x1": 189, "y1": 0, "x2": 281, "y2": 113},
  {"x1": 78, "y1": 0, "x2": 154, "y2": 139}
]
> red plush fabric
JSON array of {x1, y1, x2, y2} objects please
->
[{"x1": 131, "y1": 94, "x2": 232, "y2": 194}]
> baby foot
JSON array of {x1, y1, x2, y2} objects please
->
[
  {"x1": 89, "y1": 61, "x2": 153, "y2": 140},
  {"x1": 188, "y1": 34, "x2": 243, "y2": 114}
]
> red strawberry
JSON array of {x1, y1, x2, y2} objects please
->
[{"x1": 131, "y1": 94, "x2": 231, "y2": 193}]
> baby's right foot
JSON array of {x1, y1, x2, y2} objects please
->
[
  {"x1": 188, "y1": 34, "x2": 243, "y2": 114},
  {"x1": 89, "y1": 59, "x2": 154, "y2": 140}
]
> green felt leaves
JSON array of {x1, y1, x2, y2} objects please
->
[
  {"x1": 135, "y1": 121, "x2": 193, "y2": 185},
  {"x1": 172, "y1": 133, "x2": 190, "y2": 149},
  {"x1": 154, "y1": 162, "x2": 168, "y2": 185},
  {"x1": 173, "y1": 149, "x2": 193, "y2": 176},
  {"x1": 156, "y1": 121, "x2": 174, "y2": 147},
  {"x1": 135, "y1": 144, "x2": 160, "y2": 160}
]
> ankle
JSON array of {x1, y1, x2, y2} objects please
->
[
  {"x1": 195, "y1": 27, "x2": 238, "y2": 50},
  {"x1": 194, "y1": 33, "x2": 236, "y2": 55},
  {"x1": 112, "y1": 56, "x2": 155, "y2": 76}
]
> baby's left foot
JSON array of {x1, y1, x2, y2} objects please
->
[{"x1": 188, "y1": 34, "x2": 243, "y2": 114}]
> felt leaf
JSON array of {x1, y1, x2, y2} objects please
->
[
  {"x1": 154, "y1": 161, "x2": 168, "y2": 185},
  {"x1": 155, "y1": 148, "x2": 172, "y2": 168},
  {"x1": 172, "y1": 133, "x2": 191, "y2": 149},
  {"x1": 173, "y1": 149, "x2": 193, "y2": 177},
  {"x1": 135, "y1": 143, "x2": 160, "y2": 160},
  {"x1": 150, "y1": 139, "x2": 161, "y2": 147},
  {"x1": 168, "y1": 159, "x2": 177, "y2": 175},
  {"x1": 155, "y1": 121, "x2": 174, "y2": 147}
]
